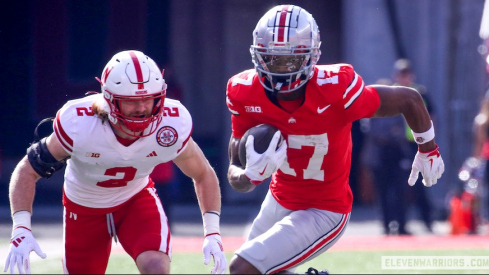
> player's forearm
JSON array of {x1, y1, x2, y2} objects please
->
[
  {"x1": 400, "y1": 91, "x2": 431, "y2": 133},
  {"x1": 374, "y1": 85, "x2": 436, "y2": 151},
  {"x1": 194, "y1": 170, "x2": 222, "y2": 214},
  {"x1": 9, "y1": 156, "x2": 40, "y2": 215},
  {"x1": 227, "y1": 165, "x2": 256, "y2": 193},
  {"x1": 398, "y1": 88, "x2": 437, "y2": 151}
]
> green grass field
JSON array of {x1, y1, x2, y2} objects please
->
[{"x1": 28, "y1": 248, "x2": 489, "y2": 274}]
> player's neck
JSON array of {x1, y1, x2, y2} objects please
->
[
  {"x1": 115, "y1": 134, "x2": 139, "y2": 146},
  {"x1": 277, "y1": 94, "x2": 305, "y2": 113},
  {"x1": 110, "y1": 123, "x2": 141, "y2": 145},
  {"x1": 276, "y1": 86, "x2": 306, "y2": 101}
]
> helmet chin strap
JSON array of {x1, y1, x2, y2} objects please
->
[
  {"x1": 122, "y1": 115, "x2": 153, "y2": 134},
  {"x1": 108, "y1": 115, "x2": 149, "y2": 138},
  {"x1": 273, "y1": 75, "x2": 304, "y2": 94}
]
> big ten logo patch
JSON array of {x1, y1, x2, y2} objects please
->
[
  {"x1": 245, "y1": 106, "x2": 262, "y2": 113},
  {"x1": 86, "y1": 152, "x2": 100, "y2": 158},
  {"x1": 156, "y1": 126, "x2": 178, "y2": 147}
]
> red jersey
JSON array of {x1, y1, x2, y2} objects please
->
[{"x1": 226, "y1": 64, "x2": 380, "y2": 213}]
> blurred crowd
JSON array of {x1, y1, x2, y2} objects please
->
[{"x1": 352, "y1": 57, "x2": 489, "y2": 236}]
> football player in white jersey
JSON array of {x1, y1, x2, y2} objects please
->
[{"x1": 4, "y1": 50, "x2": 227, "y2": 274}]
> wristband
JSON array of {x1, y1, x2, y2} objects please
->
[
  {"x1": 411, "y1": 120, "x2": 435, "y2": 144},
  {"x1": 12, "y1": 211, "x2": 31, "y2": 231},
  {"x1": 12, "y1": 211, "x2": 32, "y2": 238},
  {"x1": 203, "y1": 211, "x2": 220, "y2": 236}
]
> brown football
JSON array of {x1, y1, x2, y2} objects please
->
[{"x1": 238, "y1": 124, "x2": 284, "y2": 167}]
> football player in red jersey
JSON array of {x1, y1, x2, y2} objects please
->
[
  {"x1": 4, "y1": 50, "x2": 227, "y2": 274},
  {"x1": 226, "y1": 5, "x2": 444, "y2": 274}
]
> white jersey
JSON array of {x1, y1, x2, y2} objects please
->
[{"x1": 53, "y1": 94, "x2": 192, "y2": 209}]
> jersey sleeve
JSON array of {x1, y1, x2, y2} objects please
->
[
  {"x1": 167, "y1": 100, "x2": 193, "y2": 157},
  {"x1": 339, "y1": 65, "x2": 380, "y2": 122},
  {"x1": 226, "y1": 95, "x2": 250, "y2": 139},
  {"x1": 53, "y1": 102, "x2": 77, "y2": 155},
  {"x1": 226, "y1": 72, "x2": 257, "y2": 139}
]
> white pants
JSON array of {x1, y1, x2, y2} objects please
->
[{"x1": 236, "y1": 191, "x2": 350, "y2": 274}]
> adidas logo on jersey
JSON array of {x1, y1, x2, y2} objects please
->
[{"x1": 146, "y1": 151, "x2": 157, "y2": 157}]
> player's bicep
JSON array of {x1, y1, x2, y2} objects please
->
[
  {"x1": 173, "y1": 138, "x2": 210, "y2": 180},
  {"x1": 372, "y1": 85, "x2": 419, "y2": 118}
]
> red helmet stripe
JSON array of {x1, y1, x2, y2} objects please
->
[
  {"x1": 128, "y1": 51, "x2": 145, "y2": 90},
  {"x1": 276, "y1": 5, "x2": 291, "y2": 42}
]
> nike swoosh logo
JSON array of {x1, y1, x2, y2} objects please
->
[
  {"x1": 259, "y1": 164, "x2": 268, "y2": 176},
  {"x1": 317, "y1": 105, "x2": 331, "y2": 114}
]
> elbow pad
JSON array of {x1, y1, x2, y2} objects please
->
[{"x1": 27, "y1": 137, "x2": 67, "y2": 178}]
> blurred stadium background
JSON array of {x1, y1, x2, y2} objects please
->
[{"x1": 1, "y1": 0, "x2": 488, "y2": 247}]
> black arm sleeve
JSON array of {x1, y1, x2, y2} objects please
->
[{"x1": 27, "y1": 137, "x2": 67, "y2": 178}]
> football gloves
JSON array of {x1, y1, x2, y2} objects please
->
[
  {"x1": 4, "y1": 227, "x2": 46, "y2": 274},
  {"x1": 243, "y1": 131, "x2": 287, "y2": 185},
  {"x1": 203, "y1": 234, "x2": 227, "y2": 274},
  {"x1": 408, "y1": 145, "x2": 445, "y2": 187}
]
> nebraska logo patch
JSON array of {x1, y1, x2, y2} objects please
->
[{"x1": 156, "y1": 126, "x2": 178, "y2": 147}]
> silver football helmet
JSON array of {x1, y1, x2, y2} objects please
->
[{"x1": 250, "y1": 5, "x2": 321, "y2": 94}]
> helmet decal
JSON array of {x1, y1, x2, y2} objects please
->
[
  {"x1": 128, "y1": 51, "x2": 145, "y2": 90},
  {"x1": 102, "y1": 66, "x2": 113, "y2": 84},
  {"x1": 274, "y1": 5, "x2": 293, "y2": 43}
]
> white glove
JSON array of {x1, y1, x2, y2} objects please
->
[
  {"x1": 4, "y1": 227, "x2": 46, "y2": 274},
  {"x1": 408, "y1": 145, "x2": 445, "y2": 187},
  {"x1": 244, "y1": 131, "x2": 287, "y2": 185},
  {"x1": 203, "y1": 234, "x2": 227, "y2": 274}
]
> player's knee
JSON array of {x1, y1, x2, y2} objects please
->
[
  {"x1": 229, "y1": 255, "x2": 260, "y2": 274},
  {"x1": 136, "y1": 251, "x2": 170, "y2": 274},
  {"x1": 229, "y1": 257, "x2": 245, "y2": 274}
]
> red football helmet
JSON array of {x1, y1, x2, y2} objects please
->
[
  {"x1": 250, "y1": 5, "x2": 321, "y2": 94},
  {"x1": 99, "y1": 50, "x2": 167, "y2": 137}
]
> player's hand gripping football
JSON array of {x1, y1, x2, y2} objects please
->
[
  {"x1": 408, "y1": 145, "x2": 445, "y2": 187},
  {"x1": 244, "y1": 131, "x2": 287, "y2": 185},
  {"x1": 202, "y1": 234, "x2": 227, "y2": 274},
  {"x1": 4, "y1": 227, "x2": 46, "y2": 274}
]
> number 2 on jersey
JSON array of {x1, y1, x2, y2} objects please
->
[
  {"x1": 96, "y1": 167, "x2": 137, "y2": 188},
  {"x1": 280, "y1": 134, "x2": 329, "y2": 181}
]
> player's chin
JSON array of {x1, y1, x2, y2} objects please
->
[{"x1": 127, "y1": 114, "x2": 148, "y2": 120}]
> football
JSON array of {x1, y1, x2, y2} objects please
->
[{"x1": 238, "y1": 124, "x2": 284, "y2": 167}]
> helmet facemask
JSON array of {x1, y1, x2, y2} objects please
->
[
  {"x1": 252, "y1": 46, "x2": 319, "y2": 95},
  {"x1": 104, "y1": 90, "x2": 166, "y2": 137}
]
